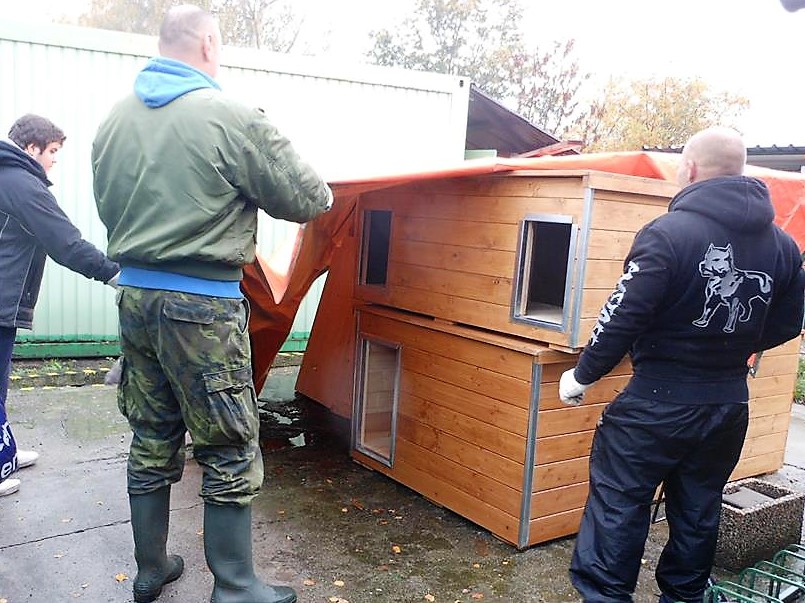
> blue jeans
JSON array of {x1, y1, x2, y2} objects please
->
[{"x1": 0, "y1": 326, "x2": 18, "y2": 484}]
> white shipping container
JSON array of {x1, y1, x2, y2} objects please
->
[{"x1": 0, "y1": 21, "x2": 470, "y2": 354}]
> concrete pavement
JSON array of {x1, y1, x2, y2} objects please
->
[{"x1": 0, "y1": 370, "x2": 803, "y2": 603}]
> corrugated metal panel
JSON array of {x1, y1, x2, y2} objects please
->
[{"x1": 0, "y1": 21, "x2": 470, "y2": 348}]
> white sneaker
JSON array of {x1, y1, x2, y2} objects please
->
[
  {"x1": 17, "y1": 449, "x2": 39, "y2": 468},
  {"x1": 0, "y1": 478, "x2": 20, "y2": 496}
]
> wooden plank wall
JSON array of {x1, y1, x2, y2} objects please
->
[
  {"x1": 356, "y1": 176, "x2": 587, "y2": 348},
  {"x1": 522, "y1": 336, "x2": 800, "y2": 547},
  {"x1": 526, "y1": 357, "x2": 631, "y2": 546},
  {"x1": 356, "y1": 174, "x2": 675, "y2": 351},
  {"x1": 578, "y1": 190, "x2": 670, "y2": 340},
  {"x1": 353, "y1": 309, "x2": 537, "y2": 546}
]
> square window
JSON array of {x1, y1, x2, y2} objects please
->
[
  {"x1": 360, "y1": 210, "x2": 392, "y2": 286},
  {"x1": 355, "y1": 338, "x2": 400, "y2": 465},
  {"x1": 511, "y1": 215, "x2": 576, "y2": 330}
]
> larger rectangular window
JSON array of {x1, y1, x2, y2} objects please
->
[
  {"x1": 354, "y1": 338, "x2": 400, "y2": 466},
  {"x1": 360, "y1": 210, "x2": 392, "y2": 286},
  {"x1": 511, "y1": 215, "x2": 576, "y2": 330}
]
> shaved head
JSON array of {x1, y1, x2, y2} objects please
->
[
  {"x1": 158, "y1": 4, "x2": 222, "y2": 78},
  {"x1": 677, "y1": 127, "x2": 746, "y2": 188}
]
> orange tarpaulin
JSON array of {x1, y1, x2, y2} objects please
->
[{"x1": 242, "y1": 151, "x2": 805, "y2": 392}]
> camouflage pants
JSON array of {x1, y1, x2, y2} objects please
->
[{"x1": 117, "y1": 287, "x2": 263, "y2": 505}]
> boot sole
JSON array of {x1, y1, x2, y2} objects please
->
[{"x1": 133, "y1": 555, "x2": 184, "y2": 603}]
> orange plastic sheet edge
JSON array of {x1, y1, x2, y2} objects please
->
[{"x1": 243, "y1": 151, "x2": 805, "y2": 391}]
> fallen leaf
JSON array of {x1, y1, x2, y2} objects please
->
[
  {"x1": 425, "y1": 595, "x2": 436, "y2": 602},
  {"x1": 391, "y1": 545, "x2": 402, "y2": 554},
  {"x1": 333, "y1": 579, "x2": 345, "y2": 587},
  {"x1": 114, "y1": 573, "x2": 128, "y2": 583},
  {"x1": 377, "y1": 564, "x2": 390, "y2": 571},
  {"x1": 302, "y1": 578, "x2": 316, "y2": 586},
  {"x1": 471, "y1": 593, "x2": 484, "y2": 600},
  {"x1": 351, "y1": 498, "x2": 365, "y2": 510},
  {"x1": 378, "y1": 519, "x2": 389, "y2": 526}
]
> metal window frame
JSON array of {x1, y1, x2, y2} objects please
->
[
  {"x1": 351, "y1": 333, "x2": 401, "y2": 468},
  {"x1": 510, "y1": 213, "x2": 578, "y2": 333}
]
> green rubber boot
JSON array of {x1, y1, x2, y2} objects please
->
[
  {"x1": 129, "y1": 488, "x2": 184, "y2": 603},
  {"x1": 204, "y1": 503, "x2": 297, "y2": 603}
]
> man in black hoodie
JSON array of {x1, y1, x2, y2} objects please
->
[
  {"x1": 559, "y1": 127, "x2": 805, "y2": 602},
  {"x1": 0, "y1": 114, "x2": 119, "y2": 498}
]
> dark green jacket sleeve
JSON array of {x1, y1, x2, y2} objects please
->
[{"x1": 234, "y1": 108, "x2": 332, "y2": 223}]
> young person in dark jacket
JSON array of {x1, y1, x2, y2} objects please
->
[
  {"x1": 0, "y1": 114, "x2": 119, "y2": 498},
  {"x1": 559, "y1": 126, "x2": 805, "y2": 603}
]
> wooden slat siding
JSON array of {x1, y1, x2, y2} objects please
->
[
  {"x1": 539, "y1": 357, "x2": 630, "y2": 384},
  {"x1": 396, "y1": 216, "x2": 520, "y2": 252},
  {"x1": 588, "y1": 196, "x2": 669, "y2": 233},
  {"x1": 361, "y1": 192, "x2": 586, "y2": 225},
  {"x1": 749, "y1": 394, "x2": 793, "y2": 418},
  {"x1": 392, "y1": 238, "x2": 515, "y2": 279},
  {"x1": 534, "y1": 457, "x2": 590, "y2": 492},
  {"x1": 397, "y1": 415, "x2": 524, "y2": 492},
  {"x1": 731, "y1": 450, "x2": 786, "y2": 482},
  {"x1": 361, "y1": 305, "x2": 553, "y2": 357},
  {"x1": 538, "y1": 374, "x2": 632, "y2": 412},
  {"x1": 391, "y1": 438, "x2": 523, "y2": 517},
  {"x1": 751, "y1": 353, "x2": 799, "y2": 378},
  {"x1": 360, "y1": 310, "x2": 534, "y2": 380},
  {"x1": 526, "y1": 508, "x2": 586, "y2": 547},
  {"x1": 403, "y1": 372, "x2": 529, "y2": 436},
  {"x1": 389, "y1": 262, "x2": 514, "y2": 318},
  {"x1": 400, "y1": 392, "x2": 527, "y2": 463},
  {"x1": 353, "y1": 450, "x2": 522, "y2": 546},
  {"x1": 584, "y1": 171, "x2": 680, "y2": 199},
  {"x1": 533, "y1": 431, "x2": 595, "y2": 465},
  {"x1": 377, "y1": 285, "x2": 572, "y2": 347},
  {"x1": 740, "y1": 431, "x2": 789, "y2": 459},
  {"x1": 404, "y1": 347, "x2": 532, "y2": 409},
  {"x1": 529, "y1": 482, "x2": 589, "y2": 519},
  {"x1": 536, "y1": 404, "x2": 607, "y2": 439},
  {"x1": 587, "y1": 229, "x2": 636, "y2": 261},
  {"x1": 746, "y1": 412, "x2": 794, "y2": 439},
  {"x1": 748, "y1": 373, "x2": 798, "y2": 399},
  {"x1": 582, "y1": 259, "x2": 632, "y2": 290}
]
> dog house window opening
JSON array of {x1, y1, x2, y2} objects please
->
[
  {"x1": 361, "y1": 210, "x2": 392, "y2": 286},
  {"x1": 356, "y1": 337, "x2": 400, "y2": 466},
  {"x1": 513, "y1": 215, "x2": 575, "y2": 328}
]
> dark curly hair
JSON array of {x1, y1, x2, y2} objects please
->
[{"x1": 8, "y1": 114, "x2": 66, "y2": 151}]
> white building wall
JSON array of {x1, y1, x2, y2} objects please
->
[{"x1": 0, "y1": 21, "x2": 470, "y2": 349}]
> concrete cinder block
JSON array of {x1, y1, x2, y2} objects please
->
[{"x1": 715, "y1": 478, "x2": 805, "y2": 572}]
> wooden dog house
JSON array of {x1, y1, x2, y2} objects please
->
[{"x1": 282, "y1": 157, "x2": 804, "y2": 548}]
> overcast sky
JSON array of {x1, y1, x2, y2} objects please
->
[{"x1": 4, "y1": 0, "x2": 804, "y2": 146}]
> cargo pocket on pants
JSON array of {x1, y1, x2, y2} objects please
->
[{"x1": 202, "y1": 365, "x2": 258, "y2": 446}]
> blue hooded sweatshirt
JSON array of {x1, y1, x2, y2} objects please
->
[{"x1": 134, "y1": 57, "x2": 220, "y2": 108}]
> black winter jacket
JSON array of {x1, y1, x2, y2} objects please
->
[
  {"x1": 575, "y1": 175, "x2": 805, "y2": 404},
  {"x1": 0, "y1": 140, "x2": 119, "y2": 329}
]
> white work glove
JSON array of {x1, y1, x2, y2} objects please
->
[
  {"x1": 106, "y1": 271, "x2": 121, "y2": 289},
  {"x1": 559, "y1": 368, "x2": 588, "y2": 406}
]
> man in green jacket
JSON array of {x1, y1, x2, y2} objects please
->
[{"x1": 92, "y1": 5, "x2": 331, "y2": 603}]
